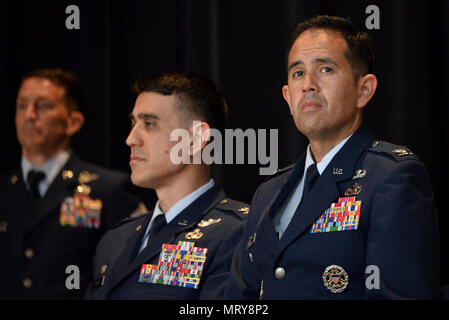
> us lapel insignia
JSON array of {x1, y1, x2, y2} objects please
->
[
  {"x1": 139, "y1": 241, "x2": 208, "y2": 289},
  {"x1": 0, "y1": 221, "x2": 7, "y2": 232},
  {"x1": 197, "y1": 218, "x2": 221, "y2": 228},
  {"x1": 322, "y1": 265, "x2": 349, "y2": 293},
  {"x1": 78, "y1": 171, "x2": 99, "y2": 184},
  {"x1": 238, "y1": 207, "x2": 250, "y2": 215},
  {"x1": 344, "y1": 182, "x2": 362, "y2": 196},
  {"x1": 100, "y1": 264, "x2": 107, "y2": 274},
  {"x1": 59, "y1": 189, "x2": 103, "y2": 229},
  {"x1": 246, "y1": 233, "x2": 256, "y2": 249},
  {"x1": 311, "y1": 197, "x2": 361, "y2": 233},
  {"x1": 352, "y1": 169, "x2": 367, "y2": 180},
  {"x1": 185, "y1": 228, "x2": 204, "y2": 240},
  {"x1": 393, "y1": 148, "x2": 413, "y2": 156},
  {"x1": 333, "y1": 168, "x2": 343, "y2": 175},
  {"x1": 10, "y1": 174, "x2": 18, "y2": 185},
  {"x1": 62, "y1": 170, "x2": 74, "y2": 180}
]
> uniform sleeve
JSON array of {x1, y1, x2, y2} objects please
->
[{"x1": 365, "y1": 159, "x2": 440, "y2": 299}]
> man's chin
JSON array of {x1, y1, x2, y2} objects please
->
[{"x1": 130, "y1": 174, "x2": 154, "y2": 189}]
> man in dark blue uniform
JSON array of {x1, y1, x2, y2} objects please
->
[
  {"x1": 225, "y1": 15, "x2": 439, "y2": 299},
  {"x1": 0, "y1": 69, "x2": 148, "y2": 299},
  {"x1": 86, "y1": 72, "x2": 248, "y2": 300}
]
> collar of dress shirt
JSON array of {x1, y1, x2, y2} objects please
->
[
  {"x1": 304, "y1": 134, "x2": 353, "y2": 175},
  {"x1": 150, "y1": 178, "x2": 216, "y2": 225},
  {"x1": 21, "y1": 150, "x2": 71, "y2": 187}
]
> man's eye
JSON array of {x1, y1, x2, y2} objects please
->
[
  {"x1": 320, "y1": 66, "x2": 333, "y2": 73},
  {"x1": 293, "y1": 70, "x2": 304, "y2": 78},
  {"x1": 145, "y1": 122, "x2": 154, "y2": 128},
  {"x1": 35, "y1": 102, "x2": 53, "y2": 111}
]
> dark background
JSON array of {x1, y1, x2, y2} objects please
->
[{"x1": 1, "y1": 0, "x2": 448, "y2": 286}]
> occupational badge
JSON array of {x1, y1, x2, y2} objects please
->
[
  {"x1": 344, "y1": 182, "x2": 362, "y2": 196},
  {"x1": 78, "y1": 171, "x2": 99, "y2": 184},
  {"x1": 139, "y1": 241, "x2": 208, "y2": 289},
  {"x1": 197, "y1": 218, "x2": 221, "y2": 228},
  {"x1": 311, "y1": 197, "x2": 361, "y2": 233},
  {"x1": 322, "y1": 265, "x2": 349, "y2": 293},
  {"x1": 185, "y1": 228, "x2": 204, "y2": 240},
  {"x1": 352, "y1": 169, "x2": 367, "y2": 180}
]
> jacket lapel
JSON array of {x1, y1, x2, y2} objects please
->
[
  {"x1": 254, "y1": 156, "x2": 305, "y2": 254},
  {"x1": 107, "y1": 185, "x2": 226, "y2": 293},
  {"x1": 277, "y1": 125, "x2": 374, "y2": 253}
]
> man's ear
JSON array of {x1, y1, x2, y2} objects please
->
[
  {"x1": 282, "y1": 84, "x2": 294, "y2": 115},
  {"x1": 189, "y1": 120, "x2": 211, "y2": 157},
  {"x1": 66, "y1": 110, "x2": 85, "y2": 136},
  {"x1": 356, "y1": 74, "x2": 377, "y2": 109}
]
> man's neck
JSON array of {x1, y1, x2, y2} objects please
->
[
  {"x1": 22, "y1": 146, "x2": 69, "y2": 167},
  {"x1": 156, "y1": 166, "x2": 211, "y2": 213},
  {"x1": 309, "y1": 122, "x2": 361, "y2": 163}
]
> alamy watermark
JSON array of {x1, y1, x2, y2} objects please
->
[{"x1": 170, "y1": 121, "x2": 278, "y2": 175}]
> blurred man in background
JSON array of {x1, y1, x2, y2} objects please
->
[{"x1": 0, "y1": 68, "x2": 148, "y2": 299}]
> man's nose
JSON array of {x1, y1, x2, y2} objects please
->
[
  {"x1": 302, "y1": 73, "x2": 317, "y2": 92},
  {"x1": 126, "y1": 125, "x2": 141, "y2": 147},
  {"x1": 23, "y1": 104, "x2": 38, "y2": 120}
]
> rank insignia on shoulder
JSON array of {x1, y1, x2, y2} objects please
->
[
  {"x1": 78, "y1": 171, "x2": 99, "y2": 184},
  {"x1": 311, "y1": 197, "x2": 361, "y2": 233},
  {"x1": 344, "y1": 182, "x2": 362, "y2": 196},
  {"x1": 197, "y1": 218, "x2": 221, "y2": 228},
  {"x1": 185, "y1": 228, "x2": 204, "y2": 240},
  {"x1": 238, "y1": 207, "x2": 250, "y2": 215},
  {"x1": 59, "y1": 192, "x2": 103, "y2": 229},
  {"x1": 139, "y1": 241, "x2": 208, "y2": 289},
  {"x1": 392, "y1": 148, "x2": 413, "y2": 156},
  {"x1": 0, "y1": 221, "x2": 7, "y2": 232},
  {"x1": 322, "y1": 265, "x2": 349, "y2": 293}
]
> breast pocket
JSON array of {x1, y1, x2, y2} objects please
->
[{"x1": 308, "y1": 229, "x2": 361, "y2": 246}]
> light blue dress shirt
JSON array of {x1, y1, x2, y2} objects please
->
[
  {"x1": 21, "y1": 150, "x2": 71, "y2": 198},
  {"x1": 138, "y1": 179, "x2": 215, "y2": 253},
  {"x1": 273, "y1": 135, "x2": 352, "y2": 238}
]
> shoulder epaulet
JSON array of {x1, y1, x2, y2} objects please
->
[
  {"x1": 367, "y1": 140, "x2": 419, "y2": 162},
  {"x1": 215, "y1": 198, "x2": 250, "y2": 219},
  {"x1": 111, "y1": 211, "x2": 151, "y2": 230},
  {"x1": 263, "y1": 163, "x2": 296, "y2": 183}
]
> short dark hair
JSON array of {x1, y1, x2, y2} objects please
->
[
  {"x1": 286, "y1": 15, "x2": 374, "y2": 78},
  {"x1": 22, "y1": 68, "x2": 81, "y2": 111},
  {"x1": 133, "y1": 72, "x2": 229, "y2": 133}
]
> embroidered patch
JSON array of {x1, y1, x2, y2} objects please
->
[
  {"x1": 310, "y1": 197, "x2": 361, "y2": 233},
  {"x1": 139, "y1": 241, "x2": 208, "y2": 289}
]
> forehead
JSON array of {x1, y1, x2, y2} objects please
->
[
  {"x1": 288, "y1": 29, "x2": 349, "y2": 64},
  {"x1": 18, "y1": 77, "x2": 66, "y2": 99},
  {"x1": 133, "y1": 92, "x2": 179, "y2": 118}
]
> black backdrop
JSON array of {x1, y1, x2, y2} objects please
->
[{"x1": 1, "y1": 0, "x2": 449, "y2": 286}]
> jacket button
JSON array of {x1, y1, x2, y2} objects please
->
[
  {"x1": 274, "y1": 267, "x2": 285, "y2": 279},
  {"x1": 23, "y1": 278, "x2": 33, "y2": 288},
  {"x1": 24, "y1": 248, "x2": 34, "y2": 259}
]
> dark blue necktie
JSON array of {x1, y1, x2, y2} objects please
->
[{"x1": 27, "y1": 170, "x2": 46, "y2": 204}]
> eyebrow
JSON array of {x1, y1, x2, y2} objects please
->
[
  {"x1": 287, "y1": 57, "x2": 339, "y2": 72},
  {"x1": 129, "y1": 112, "x2": 160, "y2": 121}
]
